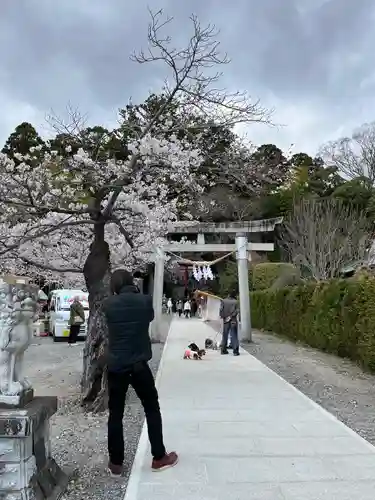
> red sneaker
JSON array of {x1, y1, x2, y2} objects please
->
[
  {"x1": 151, "y1": 452, "x2": 179, "y2": 472},
  {"x1": 108, "y1": 462, "x2": 123, "y2": 478}
]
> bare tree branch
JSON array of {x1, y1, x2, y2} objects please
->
[
  {"x1": 280, "y1": 198, "x2": 372, "y2": 281},
  {"x1": 131, "y1": 10, "x2": 272, "y2": 128},
  {"x1": 320, "y1": 122, "x2": 375, "y2": 185},
  {"x1": 46, "y1": 102, "x2": 89, "y2": 139},
  {"x1": 110, "y1": 216, "x2": 134, "y2": 249},
  {"x1": 103, "y1": 9, "x2": 272, "y2": 218}
]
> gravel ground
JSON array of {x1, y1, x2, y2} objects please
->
[
  {"x1": 207, "y1": 319, "x2": 375, "y2": 444},
  {"x1": 24, "y1": 315, "x2": 172, "y2": 500},
  {"x1": 242, "y1": 329, "x2": 375, "y2": 445}
]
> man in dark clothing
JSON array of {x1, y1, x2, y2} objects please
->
[
  {"x1": 219, "y1": 292, "x2": 240, "y2": 356},
  {"x1": 103, "y1": 269, "x2": 178, "y2": 477}
]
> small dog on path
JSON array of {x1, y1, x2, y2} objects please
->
[
  {"x1": 183, "y1": 342, "x2": 206, "y2": 360},
  {"x1": 205, "y1": 337, "x2": 219, "y2": 350}
]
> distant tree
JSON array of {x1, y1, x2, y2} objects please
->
[
  {"x1": 259, "y1": 152, "x2": 344, "y2": 220},
  {"x1": 49, "y1": 126, "x2": 129, "y2": 162},
  {"x1": 191, "y1": 185, "x2": 257, "y2": 222},
  {"x1": 259, "y1": 189, "x2": 294, "y2": 219},
  {"x1": 280, "y1": 198, "x2": 372, "y2": 281},
  {"x1": 2, "y1": 122, "x2": 45, "y2": 161},
  {"x1": 321, "y1": 122, "x2": 375, "y2": 185},
  {"x1": 252, "y1": 144, "x2": 288, "y2": 182},
  {"x1": 333, "y1": 177, "x2": 373, "y2": 212},
  {"x1": 247, "y1": 144, "x2": 291, "y2": 195},
  {"x1": 289, "y1": 153, "x2": 343, "y2": 198}
]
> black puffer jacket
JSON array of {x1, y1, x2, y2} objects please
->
[{"x1": 103, "y1": 285, "x2": 154, "y2": 372}]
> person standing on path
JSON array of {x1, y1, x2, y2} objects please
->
[
  {"x1": 103, "y1": 269, "x2": 178, "y2": 477},
  {"x1": 167, "y1": 297, "x2": 173, "y2": 315},
  {"x1": 219, "y1": 292, "x2": 240, "y2": 356},
  {"x1": 184, "y1": 299, "x2": 191, "y2": 318},
  {"x1": 68, "y1": 296, "x2": 85, "y2": 346},
  {"x1": 177, "y1": 299, "x2": 183, "y2": 317}
]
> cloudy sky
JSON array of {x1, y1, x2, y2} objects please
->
[{"x1": 1, "y1": 0, "x2": 375, "y2": 154}]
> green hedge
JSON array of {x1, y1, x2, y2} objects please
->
[
  {"x1": 251, "y1": 278, "x2": 375, "y2": 371},
  {"x1": 252, "y1": 262, "x2": 299, "y2": 290},
  {"x1": 218, "y1": 261, "x2": 299, "y2": 296},
  {"x1": 217, "y1": 261, "x2": 252, "y2": 296}
]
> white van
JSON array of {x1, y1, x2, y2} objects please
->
[{"x1": 49, "y1": 289, "x2": 89, "y2": 342}]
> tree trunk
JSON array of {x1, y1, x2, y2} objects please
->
[{"x1": 81, "y1": 222, "x2": 111, "y2": 412}]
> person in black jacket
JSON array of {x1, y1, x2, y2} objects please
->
[{"x1": 103, "y1": 269, "x2": 178, "y2": 477}]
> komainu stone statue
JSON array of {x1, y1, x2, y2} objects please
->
[
  {"x1": 0, "y1": 277, "x2": 71, "y2": 499},
  {"x1": 0, "y1": 279, "x2": 37, "y2": 406}
]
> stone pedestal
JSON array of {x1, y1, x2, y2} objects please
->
[
  {"x1": 0, "y1": 397, "x2": 70, "y2": 500},
  {"x1": 0, "y1": 389, "x2": 34, "y2": 409}
]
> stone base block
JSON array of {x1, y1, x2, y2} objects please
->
[
  {"x1": 0, "y1": 397, "x2": 73, "y2": 499},
  {"x1": 0, "y1": 389, "x2": 34, "y2": 409}
]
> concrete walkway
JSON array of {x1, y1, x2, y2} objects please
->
[{"x1": 124, "y1": 319, "x2": 375, "y2": 500}]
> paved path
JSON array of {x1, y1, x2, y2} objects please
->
[{"x1": 124, "y1": 319, "x2": 375, "y2": 500}]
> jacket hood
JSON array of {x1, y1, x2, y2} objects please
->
[{"x1": 118, "y1": 284, "x2": 139, "y2": 295}]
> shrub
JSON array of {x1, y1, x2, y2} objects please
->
[
  {"x1": 252, "y1": 262, "x2": 300, "y2": 290},
  {"x1": 251, "y1": 277, "x2": 375, "y2": 371},
  {"x1": 218, "y1": 261, "x2": 299, "y2": 297},
  {"x1": 218, "y1": 261, "x2": 253, "y2": 296}
]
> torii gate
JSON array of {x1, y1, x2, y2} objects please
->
[{"x1": 151, "y1": 218, "x2": 282, "y2": 342}]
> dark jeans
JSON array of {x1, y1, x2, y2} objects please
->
[
  {"x1": 68, "y1": 324, "x2": 80, "y2": 344},
  {"x1": 178, "y1": 310, "x2": 182, "y2": 317},
  {"x1": 222, "y1": 322, "x2": 239, "y2": 352},
  {"x1": 108, "y1": 363, "x2": 166, "y2": 466}
]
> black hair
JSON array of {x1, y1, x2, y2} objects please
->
[
  {"x1": 110, "y1": 269, "x2": 134, "y2": 295},
  {"x1": 229, "y1": 290, "x2": 237, "y2": 299}
]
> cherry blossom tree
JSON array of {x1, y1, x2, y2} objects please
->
[
  {"x1": 0, "y1": 137, "x2": 201, "y2": 409},
  {"x1": 0, "y1": 9, "x2": 272, "y2": 410}
]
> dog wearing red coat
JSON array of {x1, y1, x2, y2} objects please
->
[{"x1": 183, "y1": 342, "x2": 206, "y2": 360}]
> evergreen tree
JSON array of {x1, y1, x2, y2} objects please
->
[{"x1": 2, "y1": 122, "x2": 45, "y2": 160}]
